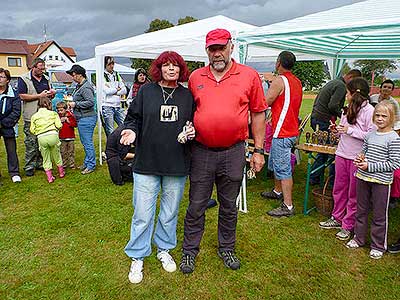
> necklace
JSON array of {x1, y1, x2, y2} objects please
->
[{"x1": 160, "y1": 85, "x2": 177, "y2": 104}]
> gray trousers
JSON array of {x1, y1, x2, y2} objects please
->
[
  {"x1": 182, "y1": 142, "x2": 245, "y2": 257},
  {"x1": 354, "y1": 178, "x2": 390, "y2": 252},
  {"x1": 23, "y1": 121, "x2": 42, "y2": 171}
]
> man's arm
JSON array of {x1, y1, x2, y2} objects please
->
[
  {"x1": 19, "y1": 91, "x2": 48, "y2": 102},
  {"x1": 265, "y1": 76, "x2": 284, "y2": 106},
  {"x1": 327, "y1": 85, "x2": 347, "y2": 117},
  {"x1": 250, "y1": 111, "x2": 266, "y2": 173}
]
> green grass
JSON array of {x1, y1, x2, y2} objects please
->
[{"x1": 1, "y1": 98, "x2": 400, "y2": 299}]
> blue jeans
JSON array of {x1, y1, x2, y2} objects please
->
[
  {"x1": 77, "y1": 115, "x2": 97, "y2": 170},
  {"x1": 102, "y1": 106, "x2": 125, "y2": 136},
  {"x1": 268, "y1": 137, "x2": 296, "y2": 180},
  {"x1": 310, "y1": 117, "x2": 335, "y2": 184},
  {"x1": 125, "y1": 173, "x2": 187, "y2": 260}
]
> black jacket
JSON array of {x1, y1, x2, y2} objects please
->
[{"x1": 0, "y1": 86, "x2": 21, "y2": 138}]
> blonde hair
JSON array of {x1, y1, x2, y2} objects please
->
[{"x1": 373, "y1": 100, "x2": 395, "y2": 127}]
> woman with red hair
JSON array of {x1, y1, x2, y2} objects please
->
[{"x1": 120, "y1": 51, "x2": 195, "y2": 284}]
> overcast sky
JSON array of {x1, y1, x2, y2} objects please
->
[{"x1": 1, "y1": 0, "x2": 364, "y2": 60}]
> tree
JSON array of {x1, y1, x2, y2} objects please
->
[
  {"x1": 131, "y1": 17, "x2": 204, "y2": 77},
  {"x1": 292, "y1": 61, "x2": 327, "y2": 91},
  {"x1": 353, "y1": 59, "x2": 397, "y2": 86}
]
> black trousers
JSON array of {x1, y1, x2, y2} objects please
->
[
  {"x1": 1, "y1": 136, "x2": 20, "y2": 177},
  {"x1": 182, "y1": 142, "x2": 245, "y2": 257},
  {"x1": 107, "y1": 156, "x2": 133, "y2": 185}
]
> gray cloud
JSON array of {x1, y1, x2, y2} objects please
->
[{"x1": 1, "y1": 0, "x2": 364, "y2": 60}]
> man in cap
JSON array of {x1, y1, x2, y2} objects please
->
[
  {"x1": 180, "y1": 28, "x2": 267, "y2": 274},
  {"x1": 18, "y1": 58, "x2": 54, "y2": 176},
  {"x1": 102, "y1": 56, "x2": 127, "y2": 137}
]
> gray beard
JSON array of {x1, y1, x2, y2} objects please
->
[{"x1": 211, "y1": 60, "x2": 228, "y2": 72}]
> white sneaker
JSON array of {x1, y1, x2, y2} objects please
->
[
  {"x1": 369, "y1": 249, "x2": 384, "y2": 259},
  {"x1": 12, "y1": 175, "x2": 21, "y2": 183},
  {"x1": 157, "y1": 250, "x2": 176, "y2": 273},
  {"x1": 128, "y1": 259, "x2": 143, "y2": 284},
  {"x1": 346, "y1": 239, "x2": 360, "y2": 249}
]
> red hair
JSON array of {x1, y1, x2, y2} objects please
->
[{"x1": 149, "y1": 51, "x2": 190, "y2": 82}]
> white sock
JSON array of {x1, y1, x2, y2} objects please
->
[
  {"x1": 273, "y1": 189, "x2": 282, "y2": 195},
  {"x1": 286, "y1": 204, "x2": 293, "y2": 210}
]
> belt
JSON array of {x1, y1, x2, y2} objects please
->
[{"x1": 194, "y1": 141, "x2": 243, "y2": 152}]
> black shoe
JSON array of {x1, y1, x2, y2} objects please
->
[
  {"x1": 180, "y1": 254, "x2": 195, "y2": 274},
  {"x1": 207, "y1": 199, "x2": 217, "y2": 209},
  {"x1": 267, "y1": 202, "x2": 295, "y2": 217},
  {"x1": 218, "y1": 250, "x2": 240, "y2": 270},
  {"x1": 25, "y1": 169, "x2": 34, "y2": 177},
  {"x1": 260, "y1": 189, "x2": 283, "y2": 200},
  {"x1": 388, "y1": 239, "x2": 400, "y2": 254}
]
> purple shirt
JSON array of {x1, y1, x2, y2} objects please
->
[{"x1": 335, "y1": 101, "x2": 375, "y2": 160}]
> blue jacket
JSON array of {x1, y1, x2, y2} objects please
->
[{"x1": 0, "y1": 86, "x2": 21, "y2": 138}]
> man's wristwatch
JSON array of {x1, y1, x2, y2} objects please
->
[{"x1": 253, "y1": 148, "x2": 264, "y2": 155}]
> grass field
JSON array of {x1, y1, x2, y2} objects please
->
[{"x1": 1, "y1": 97, "x2": 400, "y2": 300}]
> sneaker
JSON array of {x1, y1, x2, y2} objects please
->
[
  {"x1": 346, "y1": 239, "x2": 360, "y2": 249},
  {"x1": 101, "y1": 151, "x2": 107, "y2": 161},
  {"x1": 11, "y1": 175, "x2": 22, "y2": 183},
  {"x1": 180, "y1": 254, "x2": 195, "y2": 274},
  {"x1": 369, "y1": 249, "x2": 384, "y2": 259},
  {"x1": 128, "y1": 259, "x2": 143, "y2": 284},
  {"x1": 157, "y1": 250, "x2": 176, "y2": 273},
  {"x1": 25, "y1": 169, "x2": 34, "y2": 177},
  {"x1": 267, "y1": 202, "x2": 295, "y2": 217},
  {"x1": 336, "y1": 228, "x2": 351, "y2": 241},
  {"x1": 81, "y1": 168, "x2": 94, "y2": 175},
  {"x1": 319, "y1": 217, "x2": 341, "y2": 229},
  {"x1": 218, "y1": 250, "x2": 240, "y2": 270},
  {"x1": 78, "y1": 165, "x2": 86, "y2": 171},
  {"x1": 260, "y1": 189, "x2": 283, "y2": 200},
  {"x1": 388, "y1": 239, "x2": 400, "y2": 254}
]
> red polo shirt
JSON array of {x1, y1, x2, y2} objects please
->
[{"x1": 189, "y1": 60, "x2": 267, "y2": 148}]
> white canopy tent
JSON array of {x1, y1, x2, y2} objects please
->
[
  {"x1": 94, "y1": 15, "x2": 265, "y2": 164},
  {"x1": 237, "y1": 0, "x2": 400, "y2": 78},
  {"x1": 47, "y1": 57, "x2": 136, "y2": 78}
]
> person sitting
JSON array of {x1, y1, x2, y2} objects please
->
[
  {"x1": 0, "y1": 68, "x2": 22, "y2": 183},
  {"x1": 105, "y1": 125, "x2": 134, "y2": 185}
]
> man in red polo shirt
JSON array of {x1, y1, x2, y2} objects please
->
[
  {"x1": 180, "y1": 28, "x2": 267, "y2": 274},
  {"x1": 262, "y1": 51, "x2": 303, "y2": 217}
]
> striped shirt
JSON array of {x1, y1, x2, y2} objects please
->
[{"x1": 356, "y1": 130, "x2": 400, "y2": 184}]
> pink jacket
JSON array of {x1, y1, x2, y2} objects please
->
[{"x1": 335, "y1": 102, "x2": 375, "y2": 160}]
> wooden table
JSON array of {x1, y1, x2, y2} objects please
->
[{"x1": 296, "y1": 143, "x2": 336, "y2": 215}]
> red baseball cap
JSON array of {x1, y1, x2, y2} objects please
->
[{"x1": 205, "y1": 28, "x2": 232, "y2": 48}]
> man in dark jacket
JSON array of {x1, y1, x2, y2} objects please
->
[
  {"x1": 309, "y1": 69, "x2": 361, "y2": 185},
  {"x1": 0, "y1": 68, "x2": 22, "y2": 183},
  {"x1": 105, "y1": 125, "x2": 134, "y2": 185}
]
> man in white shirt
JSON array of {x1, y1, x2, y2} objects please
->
[{"x1": 102, "y1": 56, "x2": 127, "y2": 137}]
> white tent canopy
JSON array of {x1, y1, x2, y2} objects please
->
[
  {"x1": 237, "y1": 0, "x2": 400, "y2": 77},
  {"x1": 94, "y1": 15, "x2": 263, "y2": 164},
  {"x1": 47, "y1": 57, "x2": 136, "y2": 74}
]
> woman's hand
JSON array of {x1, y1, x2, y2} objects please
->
[{"x1": 120, "y1": 129, "x2": 136, "y2": 145}]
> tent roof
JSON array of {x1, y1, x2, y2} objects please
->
[
  {"x1": 95, "y1": 15, "x2": 259, "y2": 62},
  {"x1": 238, "y1": 0, "x2": 400, "y2": 61},
  {"x1": 48, "y1": 57, "x2": 136, "y2": 74}
]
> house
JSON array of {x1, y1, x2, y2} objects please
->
[{"x1": 0, "y1": 39, "x2": 77, "y2": 79}]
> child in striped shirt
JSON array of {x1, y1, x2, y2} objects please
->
[{"x1": 346, "y1": 100, "x2": 400, "y2": 259}]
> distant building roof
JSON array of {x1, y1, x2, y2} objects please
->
[
  {"x1": 28, "y1": 40, "x2": 76, "y2": 62},
  {"x1": 54, "y1": 72, "x2": 73, "y2": 83},
  {"x1": 62, "y1": 47, "x2": 76, "y2": 57},
  {"x1": 0, "y1": 39, "x2": 30, "y2": 55}
]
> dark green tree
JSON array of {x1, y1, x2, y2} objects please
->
[
  {"x1": 353, "y1": 59, "x2": 397, "y2": 85},
  {"x1": 131, "y1": 17, "x2": 204, "y2": 78},
  {"x1": 292, "y1": 61, "x2": 327, "y2": 91}
]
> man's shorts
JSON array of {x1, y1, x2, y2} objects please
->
[{"x1": 268, "y1": 137, "x2": 296, "y2": 180}]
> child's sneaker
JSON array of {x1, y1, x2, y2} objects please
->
[
  {"x1": 369, "y1": 249, "x2": 384, "y2": 259},
  {"x1": 346, "y1": 239, "x2": 360, "y2": 249},
  {"x1": 336, "y1": 228, "x2": 351, "y2": 241},
  {"x1": 128, "y1": 259, "x2": 143, "y2": 284},
  {"x1": 157, "y1": 250, "x2": 176, "y2": 273},
  {"x1": 319, "y1": 217, "x2": 341, "y2": 229}
]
